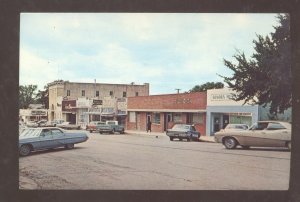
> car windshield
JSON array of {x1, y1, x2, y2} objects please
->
[
  {"x1": 172, "y1": 124, "x2": 190, "y2": 130},
  {"x1": 20, "y1": 128, "x2": 42, "y2": 138}
]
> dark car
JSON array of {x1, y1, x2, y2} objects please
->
[
  {"x1": 166, "y1": 124, "x2": 200, "y2": 141},
  {"x1": 19, "y1": 127, "x2": 89, "y2": 156}
]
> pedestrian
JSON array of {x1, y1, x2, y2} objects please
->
[{"x1": 147, "y1": 120, "x2": 152, "y2": 133}]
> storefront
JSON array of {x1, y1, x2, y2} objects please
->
[
  {"x1": 127, "y1": 92, "x2": 207, "y2": 135},
  {"x1": 206, "y1": 88, "x2": 259, "y2": 136}
]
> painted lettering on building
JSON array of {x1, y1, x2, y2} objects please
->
[
  {"x1": 174, "y1": 98, "x2": 192, "y2": 104},
  {"x1": 211, "y1": 93, "x2": 235, "y2": 101}
]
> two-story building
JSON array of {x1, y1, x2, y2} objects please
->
[{"x1": 48, "y1": 80, "x2": 149, "y2": 127}]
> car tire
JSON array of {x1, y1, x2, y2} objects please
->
[
  {"x1": 223, "y1": 137, "x2": 237, "y2": 149},
  {"x1": 90, "y1": 130, "x2": 93, "y2": 133},
  {"x1": 19, "y1": 144, "x2": 31, "y2": 156},
  {"x1": 179, "y1": 138, "x2": 182, "y2": 141},
  {"x1": 65, "y1": 143, "x2": 74, "y2": 149},
  {"x1": 170, "y1": 137, "x2": 173, "y2": 141}
]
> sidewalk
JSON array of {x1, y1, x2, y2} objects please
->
[{"x1": 125, "y1": 130, "x2": 215, "y2": 143}]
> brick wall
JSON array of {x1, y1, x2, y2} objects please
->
[{"x1": 128, "y1": 92, "x2": 206, "y2": 110}]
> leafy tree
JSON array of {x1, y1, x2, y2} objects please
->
[
  {"x1": 19, "y1": 85, "x2": 38, "y2": 109},
  {"x1": 35, "y1": 85, "x2": 49, "y2": 109},
  {"x1": 219, "y1": 14, "x2": 291, "y2": 114},
  {"x1": 189, "y1": 82, "x2": 224, "y2": 92}
]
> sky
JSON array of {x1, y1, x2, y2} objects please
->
[{"x1": 20, "y1": 13, "x2": 280, "y2": 95}]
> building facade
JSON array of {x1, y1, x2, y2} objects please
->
[
  {"x1": 48, "y1": 80, "x2": 149, "y2": 127},
  {"x1": 206, "y1": 88, "x2": 292, "y2": 136},
  {"x1": 127, "y1": 92, "x2": 207, "y2": 135},
  {"x1": 19, "y1": 104, "x2": 48, "y2": 123}
]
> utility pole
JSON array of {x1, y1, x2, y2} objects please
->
[{"x1": 175, "y1": 89, "x2": 181, "y2": 94}]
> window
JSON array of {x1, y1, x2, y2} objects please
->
[
  {"x1": 129, "y1": 112, "x2": 136, "y2": 122},
  {"x1": 192, "y1": 113, "x2": 204, "y2": 124},
  {"x1": 135, "y1": 92, "x2": 139, "y2": 96},
  {"x1": 96, "y1": 91, "x2": 99, "y2": 97},
  {"x1": 110, "y1": 91, "x2": 113, "y2": 96},
  {"x1": 173, "y1": 113, "x2": 182, "y2": 123},
  {"x1": 123, "y1": 91, "x2": 127, "y2": 97},
  {"x1": 82, "y1": 90, "x2": 85, "y2": 96},
  {"x1": 152, "y1": 113, "x2": 160, "y2": 124},
  {"x1": 266, "y1": 123, "x2": 286, "y2": 130},
  {"x1": 67, "y1": 90, "x2": 70, "y2": 96}
]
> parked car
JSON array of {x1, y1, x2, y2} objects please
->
[
  {"x1": 19, "y1": 127, "x2": 89, "y2": 156},
  {"x1": 214, "y1": 121, "x2": 291, "y2": 150},
  {"x1": 26, "y1": 121, "x2": 39, "y2": 128},
  {"x1": 37, "y1": 119, "x2": 48, "y2": 127},
  {"x1": 56, "y1": 122, "x2": 81, "y2": 130},
  {"x1": 166, "y1": 124, "x2": 200, "y2": 141},
  {"x1": 50, "y1": 119, "x2": 64, "y2": 127},
  {"x1": 96, "y1": 121, "x2": 125, "y2": 134},
  {"x1": 86, "y1": 121, "x2": 105, "y2": 133}
]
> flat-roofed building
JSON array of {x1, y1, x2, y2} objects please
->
[{"x1": 47, "y1": 80, "x2": 149, "y2": 127}]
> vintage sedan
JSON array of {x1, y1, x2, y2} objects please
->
[
  {"x1": 19, "y1": 127, "x2": 89, "y2": 156},
  {"x1": 56, "y1": 122, "x2": 81, "y2": 130},
  {"x1": 214, "y1": 121, "x2": 291, "y2": 150},
  {"x1": 166, "y1": 124, "x2": 200, "y2": 141}
]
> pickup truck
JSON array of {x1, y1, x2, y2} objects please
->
[
  {"x1": 166, "y1": 124, "x2": 200, "y2": 141},
  {"x1": 96, "y1": 121, "x2": 125, "y2": 134}
]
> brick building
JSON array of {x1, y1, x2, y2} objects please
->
[{"x1": 127, "y1": 92, "x2": 207, "y2": 135}]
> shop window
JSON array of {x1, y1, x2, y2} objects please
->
[
  {"x1": 67, "y1": 90, "x2": 70, "y2": 96},
  {"x1": 192, "y1": 113, "x2": 204, "y2": 124},
  {"x1": 129, "y1": 112, "x2": 136, "y2": 122},
  {"x1": 173, "y1": 113, "x2": 182, "y2": 123},
  {"x1": 82, "y1": 90, "x2": 85, "y2": 97},
  {"x1": 123, "y1": 91, "x2": 127, "y2": 97},
  {"x1": 153, "y1": 113, "x2": 160, "y2": 124},
  {"x1": 110, "y1": 91, "x2": 113, "y2": 96},
  {"x1": 96, "y1": 91, "x2": 99, "y2": 97}
]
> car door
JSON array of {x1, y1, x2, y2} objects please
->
[
  {"x1": 50, "y1": 128, "x2": 67, "y2": 147},
  {"x1": 38, "y1": 129, "x2": 56, "y2": 149}
]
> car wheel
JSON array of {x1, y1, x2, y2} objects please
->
[
  {"x1": 170, "y1": 137, "x2": 173, "y2": 141},
  {"x1": 179, "y1": 138, "x2": 182, "y2": 141},
  {"x1": 65, "y1": 143, "x2": 74, "y2": 149},
  {"x1": 100, "y1": 132, "x2": 103, "y2": 134},
  {"x1": 90, "y1": 130, "x2": 93, "y2": 133},
  {"x1": 223, "y1": 137, "x2": 237, "y2": 149},
  {"x1": 241, "y1": 145, "x2": 250, "y2": 149},
  {"x1": 19, "y1": 144, "x2": 31, "y2": 156}
]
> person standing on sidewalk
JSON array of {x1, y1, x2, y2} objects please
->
[{"x1": 147, "y1": 120, "x2": 152, "y2": 133}]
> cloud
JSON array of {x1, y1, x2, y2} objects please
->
[{"x1": 20, "y1": 13, "x2": 280, "y2": 94}]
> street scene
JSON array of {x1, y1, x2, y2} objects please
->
[
  {"x1": 19, "y1": 13, "x2": 292, "y2": 190},
  {"x1": 19, "y1": 130, "x2": 290, "y2": 190}
]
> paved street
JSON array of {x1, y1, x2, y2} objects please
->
[{"x1": 19, "y1": 131, "x2": 291, "y2": 190}]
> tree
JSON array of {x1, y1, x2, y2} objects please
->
[
  {"x1": 189, "y1": 82, "x2": 224, "y2": 92},
  {"x1": 19, "y1": 85, "x2": 38, "y2": 109},
  {"x1": 35, "y1": 85, "x2": 49, "y2": 109},
  {"x1": 219, "y1": 14, "x2": 291, "y2": 114}
]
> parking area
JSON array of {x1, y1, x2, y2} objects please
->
[{"x1": 19, "y1": 131, "x2": 291, "y2": 190}]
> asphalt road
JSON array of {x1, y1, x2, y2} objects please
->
[{"x1": 19, "y1": 131, "x2": 291, "y2": 190}]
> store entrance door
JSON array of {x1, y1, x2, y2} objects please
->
[
  {"x1": 213, "y1": 116, "x2": 220, "y2": 133},
  {"x1": 223, "y1": 115, "x2": 229, "y2": 129}
]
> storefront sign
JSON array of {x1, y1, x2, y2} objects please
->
[
  {"x1": 211, "y1": 93, "x2": 235, "y2": 101},
  {"x1": 93, "y1": 99, "x2": 103, "y2": 105},
  {"x1": 31, "y1": 110, "x2": 47, "y2": 116},
  {"x1": 175, "y1": 98, "x2": 192, "y2": 104},
  {"x1": 229, "y1": 112, "x2": 252, "y2": 116}
]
